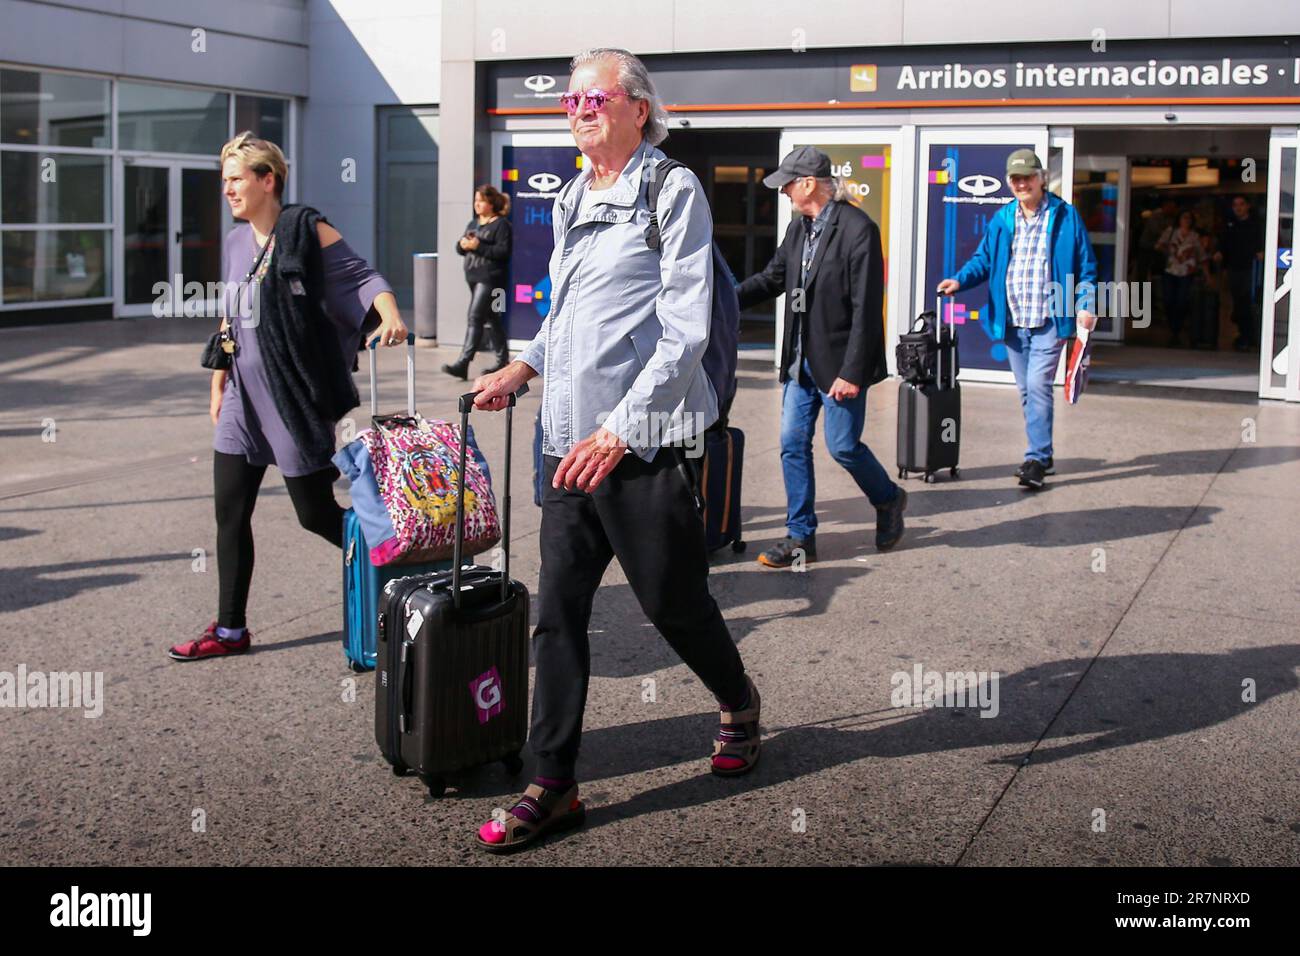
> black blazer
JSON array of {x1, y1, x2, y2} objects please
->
[
  {"x1": 737, "y1": 200, "x2": 888, "y2": 393},
  {"x1": 456, "y1": 215, "x2": 512, "y2": 286}
]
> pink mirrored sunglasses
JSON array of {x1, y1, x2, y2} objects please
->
[{"x1": 559, "y1": 88, "x2": 629, "y2": 115}]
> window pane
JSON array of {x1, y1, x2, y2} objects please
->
[
  {"x1": 387, "y1": 111, "x2": 439, "y2": 153},
  {"x1": 1, "y1": 151, "x2": 110, "y2": 223},
  {"x1": 234, "y1": 96, "x2": 288, "y2": 154},
  {"x1": 382, "y1": 161, "x2": 438, "y2": 306},
  {"x1": 0, "y1": 69, "x2": 111, "y2": 148},
  {"x1": 118, "y1": 82, "x2": 229, "y2": 155},
  {"x1": 180, "y1": 167, "x2": 223, "y2": 290},
  {"x1": 123, "y1": 165, "x2": 169, "y2": 305},
  {"x1": 2, "y1": 229, "x2": 110, "y2": 303}
]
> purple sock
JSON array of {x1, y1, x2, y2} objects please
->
[
  {"x1": 722, "y1": 686, "x2": 750, "y2": 713},
  {"x1": 512, "y1": 775, "x2": 575, "y2": 824},
  {"x1": 215, "y1": 625, "x2": 246, "y2": 642}
]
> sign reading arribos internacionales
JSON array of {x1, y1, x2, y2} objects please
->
[{"x1": 488, "y1": 38, "x2": 1300, "y2": 112}]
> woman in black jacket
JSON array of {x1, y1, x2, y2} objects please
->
[{"x1": 443, "y1": 185, "x2": 513, "y2": 379}]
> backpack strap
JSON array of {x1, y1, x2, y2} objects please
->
[{"x1": 643, "y1": 158, "x2": 685, "y2": 252}]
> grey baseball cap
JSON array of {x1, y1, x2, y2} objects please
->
[
  {"x1": 1006, "y1": 149, "x2": 1044, "y2": 176},
  {"x1": 762, "y1": 146, "x2": 832, "y2": 189}
]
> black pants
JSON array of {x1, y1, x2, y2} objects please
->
[
  {"x1": 455, "y1": 280, "x2": 509, "y2": 367},
  {"x1": 1163, "y1": 273, "x2": 1193, "y2": 340},
  {"x1": 530, "y1": 448, "x2": 748, "y2": 779},
  {"x1": 1227, "y1": 268, "x2": 1258, "y2": 347},
  {"x1": 214, "y1": 451, "x2": 344, "y2": 629}
]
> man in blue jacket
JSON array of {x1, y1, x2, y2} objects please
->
[{"x1": 938, "y1": 149, "x2": 1097, "y2": 490}]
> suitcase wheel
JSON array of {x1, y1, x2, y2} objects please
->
[
  {"x1": 731, "y1": 540, "x2": 746, "y2": 554},
  {"x1": 924, "y1": 472, "x2": 937, "y2": 484},
  {"x1": 950, "y1": 466, "x2": 960, "y2": 479},
  {"x1": 897, "y1": 467, "x2": 907, "y2": 480},
  {"x1": 348, "y1": 660, "x2": 366, "y2": 673},
  {"x1": 391, "y1": 762, "x2": 411, "y2": 777},
  {"x1": 420, "y1": 773, "x2": 446, "y2": 798},
  {"x1": 502, "y1": 753, "x2": 524, "y2": 776}
]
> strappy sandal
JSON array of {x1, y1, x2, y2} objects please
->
[
  {"x1": 711, "y1": 676, "x2": 761, "y2": 777},
  {"x1": 475, "y1": 782, "x2": 585, "y2": 855}
]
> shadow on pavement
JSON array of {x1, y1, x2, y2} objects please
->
[
  {"x1": 0, "y1": 552, "x2": 192, "y2": 612},
  {"x1": 587, "y1": 563, "x2": 868, "y2": 679},
  {"x1": 576, "y1": 643, "x2": 1300, "y2": 832}
]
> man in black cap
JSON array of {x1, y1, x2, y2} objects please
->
[{"x1": 738, "y1": 146, "x2": 905, "y2": 569}]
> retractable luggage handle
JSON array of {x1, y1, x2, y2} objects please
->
[
  {"x1": 367, "y1": 333, "x2": 417, "y2": 419},
  {"x1": 935, "y1": 294, "x2": 957, "y2": 389},
  {"x1": 454, "y1": 384, "x2": 530, "y2": 607}
]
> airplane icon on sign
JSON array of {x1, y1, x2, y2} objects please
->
[{"x1": 850, "y1": 65, "x2": 877, "y2": 93}]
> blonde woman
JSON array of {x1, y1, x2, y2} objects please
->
[{"x1": 169, "y1": 132, "x2": 407, "y2": 661}]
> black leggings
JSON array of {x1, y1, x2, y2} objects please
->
[
  {"x1": 214, "y1": 451, "x2": 344, "y2": 629},
  {"x1": 455, "y1": 280, "x2": 509, "y2": 366}
]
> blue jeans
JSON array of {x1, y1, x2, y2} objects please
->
[
  {"x1": 1004, "y1": 322, "x2": 1065, "y2": 463},
  {"x1": 780, "y1": 359, "x2": 898, "y2": 540}
]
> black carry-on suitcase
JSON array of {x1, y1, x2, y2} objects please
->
[
  {"x1": 700, "y1": 425, "x2": 746, "y2": 555},
  {"x1": 897, "y1": 295, "x2": 961, "y2": 484},
  {"x1": 375, "y1": 385, "x2": 530, "y2": 798}
]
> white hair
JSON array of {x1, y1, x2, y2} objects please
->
[
  {"x1": 814, "y1": 176, "x2": 858, "y2": 205},
  {"x1": 569, "y1": 47, "x2": 670, "y2": 146}
]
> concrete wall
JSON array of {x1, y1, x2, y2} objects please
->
[
  {"x1": 0, "y1": 0, "x2": 309, "y2": 94},
  {"x1": 465, "y1": 0, "x2": 1300, "y2": 58},
  {"x1": 435, "y1": 0, "x2": 479, "y2": 349},
  {"x1": 301, "y1": 0, "x2": 441, "y2": 264}
]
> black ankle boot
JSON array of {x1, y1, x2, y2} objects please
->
[{"x1": 441, "y1": 361, "x2": 469, "y2": 381}]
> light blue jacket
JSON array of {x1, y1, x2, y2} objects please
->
[
  {"x1": 517, "y1": 138, "x2": 718, "y2": 461},
  {"x1": 953, "y1": 191, "x2": 1098, "y2": 341}
]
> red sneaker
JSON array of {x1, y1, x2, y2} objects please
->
[{"x1": 168, "y1": 622, "x2": 251, "y2": 661}]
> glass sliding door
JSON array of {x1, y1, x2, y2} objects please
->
[
  {"x1": 779, "y1": 129, "x2": 906, "y2": 369},
  {"x1": 1260, "y1": 128, "x2": 1298, "y2": 400},
  {"x1": 119, "y1": 160, "x2": 223, "y2": 316},
  {"x1": 122, "y1": 163, "x2": 169, "y2": 307},
  {"x1": 915, "y1": 127, "x2": 1050, "y2": 384},
  {"x1": 180, "y1": 167, "x2": 222, "y2": 295},
  {"x1": 1072, "y1": 155, "x2": 1129, "y2": 342}
]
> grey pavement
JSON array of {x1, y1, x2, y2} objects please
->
[{"x1": 1, "y1": 317, "x2": 1297, "y2": 867}]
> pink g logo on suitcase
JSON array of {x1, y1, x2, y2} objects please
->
[{"x1": 470, "y1": 667, "x2": 504, "y2": 724}]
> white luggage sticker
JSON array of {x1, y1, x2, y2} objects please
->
[{"x1": 405, "y1": 608, "x2": 425, "y2": 639}]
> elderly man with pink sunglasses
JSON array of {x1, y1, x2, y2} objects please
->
[{"x1": 468, "y1": 48, "x2": 760, "y2": 854}]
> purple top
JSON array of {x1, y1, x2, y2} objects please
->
[{"x1": 213, "y1": 223, "x2": 393, "y2": 476}]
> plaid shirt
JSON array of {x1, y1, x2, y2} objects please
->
[{"x1": 1005, "y1": 202, "x2": 1051, "y2": 329}]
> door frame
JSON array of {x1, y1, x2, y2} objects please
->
[
  {"x1": 115, "y1": 155, "x2": 225, "y2": 318},
  {"x1": 778, "y1": 127, "x2": 911, "y2": 374},
  {"x1": 914, "y1": 126, "x2": 1051, "y2": 385},
  {"x1": 1260, "y1": 126, "x2": 1300, "y2": 402},
  {"x1": 1071, "y1": 153, "x2": 1131, "y2": 343}
]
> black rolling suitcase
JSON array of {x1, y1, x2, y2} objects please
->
[
  {"x1": 376, "y1": 386, "x2": 530, "y2": 798},
  {"x1": 897, "y1": 295, "x2": 961, "y2": 484},
  {"x1": 700, "y1": 426, "x2": 746, "y2": 555}
]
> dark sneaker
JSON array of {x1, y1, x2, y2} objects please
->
[
  {"x1": 441, "y1": 362, "x2": 469, "y2": 381},
  {"x1": 757, "y1": 535, "x2": 816, "y2": 569},
  {"x1": 1014, "y1": 457, "x2": 1054, "y2": 478},
  {"x1": 168, "y1": 622, "x2": 251, "y2": 661},
  {"x1": 1018, "y1": 459, "x2": 1047, "y2": 491},
  {"x1": 482, "y1": 360, "x2": 510, "y2": 375},
  {"x1": 875, "y1": 487, "x2": 908, "y2": 551}
]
